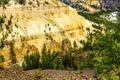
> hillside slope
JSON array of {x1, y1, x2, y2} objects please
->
[
  {"x1": 60, "y1": 0, "x2": 119, "y2": 13},
  {"x1": 0, "y1": 0, "x2": 93, "y2": 65}
]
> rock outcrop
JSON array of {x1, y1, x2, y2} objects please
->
[
  {"x1": 60, "y1": 0, "x2": 119, "y2": 13},
  {"x1": 62, "y1": 38, "x2": 72, "y2": 52},
  {"x1": 0, "y1": 0, "x2": 93, "y2": 65}
]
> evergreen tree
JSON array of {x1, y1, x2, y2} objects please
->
[
  {"x1": 22, "y1": 52, "x2": 40, "y2": 70},
  {"x1": 0, "y1": 54, "x2": 4, "y2": 63},
  {"x1": 41, "y1": 44, "x2": 47, "y2": 69},
  {"x1": 41, "y1": 46, "x2": 63, "y2": 69},
  {"x1": 0, "y1": 53, "x2": 4, "y2": 69},
  {"x1": 0, "y1": 39, "x2": 4, "y2": 49},
  {"x1": 0, "y1": 0, "x2": 9, "y2": 9},
  {"x1": 9, "y1": 42, "x2": 17, "y2": 64},
  {"x1": 73, "y1": 41, "x2": 78, "y2": 49},
  {"x1": 31, "y1": 52, "x2": 40, "y2": 69},
  {"x1": 22, "y1": 53, "x2": 31, "y2": 70}
]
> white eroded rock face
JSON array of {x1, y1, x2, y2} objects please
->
[
  {"x1": 1, "y1": 0, "x2": 93, "y2": 49},
  {"x1": 0, "y1": 0, "x2": 93, "y2": 65}
]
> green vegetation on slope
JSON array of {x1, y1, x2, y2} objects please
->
[
  {"x1": 0, "y1": 2, "x2": 119, "y2": 79},
  {"x1": 79, "y1": 11, "x2": 120, "y2": 79},
  {"x1": 0, "y1": 14, "x2": 17, "y2": 67},
  {"x1": 21, "y1": 11, "x2": 120, "y2": 79}
]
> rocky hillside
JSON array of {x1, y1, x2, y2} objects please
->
[
  {"x1": 60, "y1": 0, "x2": 119, "y2": 13},
  {"x1": 0, "y1": 64, "x2": 96, "y2": 80},
  {"x1": 0, "y1": 0, "x2": 93, "y2": 65}
]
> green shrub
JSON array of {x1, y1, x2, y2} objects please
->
[{"x1": 34, "y1": 69, "x2": 43, "y2": 78}]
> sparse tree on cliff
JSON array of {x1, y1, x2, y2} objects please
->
[
  {"x1": 0, "y1": 0, "x2": 9, "y2": 9},
  {"x1": 9, "y1": 42, "x2": 17, "y2": 64},
  {"x1": 22, "y1": 52, "x2": 40, "y2": 70},
  {"x1": 0, "y1": 53, "x2": 5, "y2": 69}
]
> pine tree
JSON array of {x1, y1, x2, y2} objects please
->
[
  {"x1": 41, "y1": 44, "x2": 47, "y2": 69},
  {"x1": 0, "y1": 39, "x2": 4, "y2": 49},
  {"x1": 9, "y1": 42, "x2": 17, "y2": 64},
  {"x1": 0, "y1": 53, "x2": 4, "y2": 69},
  {"x1": 73, "y1": 41, "x2": 78, "y2": 49},
  {"x1": 31, "y1": 52, "x2": 40, "y2": 69},
  {"x1": 22, "y1": 52, "x2": 40, "y2": 70},
  {"x1": 0, "y1": 0, "x2": 9, "y2": 9}
]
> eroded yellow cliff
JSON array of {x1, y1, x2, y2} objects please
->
[{"x1": 0, "y1": 0, "x2": 93, "y2": 65}]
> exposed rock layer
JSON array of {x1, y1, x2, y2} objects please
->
[
  {"x1": 0, "y1": 0, "x2": 93, "y2": 65},
  {"x1": 60, "y1": 0, "x2": 119, "y2": 13}
]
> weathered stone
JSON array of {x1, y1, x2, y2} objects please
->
[
  {"x1": 0, "y1": 0, "x2": 93, "y2": 65},
  {"x1": 46, "y1": 40, "x2": 62, "y2": 53},
  {"x1": 62, "y1": 38, "x2": 72, "y2": 51}
]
